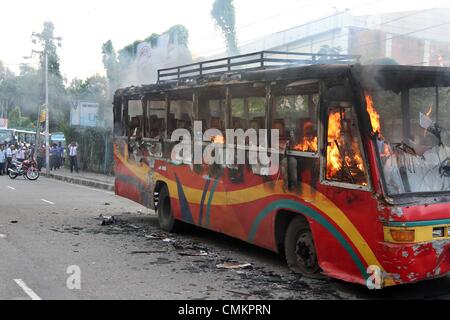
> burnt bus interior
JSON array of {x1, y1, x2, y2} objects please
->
[
  {"x1": 113, "y1": 51, "x2": 378, "y2": 193},
  {"x1": 360, "y1": 66, "x2": 450, "y2": 199}
]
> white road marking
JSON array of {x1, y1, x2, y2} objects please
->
[
  {"x1": 41, "y1": 199, "x2": 55, "y2": 205},
  {"x1": 0, "y1": 234, "x2": 6, "y2": 238},
  {"x1": 7, "y1": 186, "x2": 16, "y2": 190},
  {"x1": 13, "y1": 279, "x2": 42, "y2": 300}
]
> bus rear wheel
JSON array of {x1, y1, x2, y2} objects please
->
[
  {"x1": 157, "y1": 185, "x2": 181, "y2": 233},
  {"x1": 285, "y1": 217, "x2": 321, "y2": 277}
]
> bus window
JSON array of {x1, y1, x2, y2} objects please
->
[
  {"x1": 168, "y1": 100, "x2": 193, "y2": 136},
  {"x1": 198, "y1": 89, "x2": 226, "y2": 134},
  {"x1": 230, "y1": 84, "x2": 267, "y2": 131},
  {"x1": 114, "y1": 98, "x2": 125, "y2": 136},
  {"x1": 325, "y1": 103, "x2": 368, "y2": 186},
  {"x1": 128, "y1": 100, "x2": 144, "y2": 139},
  {"x1": 274, "y1": 86, "x2": 319, "y2": 153},
  {"x1": 145, "y1": 100, "x2": 166, "y2": 139}
]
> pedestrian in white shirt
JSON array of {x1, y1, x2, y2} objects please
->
[
  {"x1": 6, "y1": 144, "x2": 13, "y2": 170},
  {"x1": 0, "y1": 145, "x2": 6, "y2": 176},
  {"x1": 69, "y1": 141, "x2": 79, "y2": 173}
]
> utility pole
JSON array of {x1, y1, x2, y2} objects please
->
[{"x1": 25, "y1": 31, "x2": 62, "y2": 173}]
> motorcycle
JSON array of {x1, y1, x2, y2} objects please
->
[{"x1": 8, "y1": 159, "x2": 40, "y2": 181}]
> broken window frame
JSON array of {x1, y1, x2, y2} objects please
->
[
  {"x1": 143, "y1": 96, "x2": 168, "y2": 141},
  {"x1": 272, "y1": 79, "x2": 321, "y2": 159},
  {"x1": 319, "y1": 82, "x2": 372, "y2": 192},
  {"x1": 126, "y1": 98, "x2": 145, "y2": 142},
  {"x1": 113, "y1": 96, "x2": 127, "y2": 138}
]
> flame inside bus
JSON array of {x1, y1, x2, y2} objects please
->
[
  {"x1": 365, "y1": 93, "x2": 382, "y2": 136},
  {"x1": 293, "y1": 137, "x2": 318, "y2": 153},
  {"x1": 326, "y1": 109, "x2": 366, "y2": 184}
]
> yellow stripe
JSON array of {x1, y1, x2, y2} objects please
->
[{"x1": 116, "y1": 146, "x2": 384, "y2": 271}]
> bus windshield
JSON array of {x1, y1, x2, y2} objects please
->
[{"x1": 364, "y1": 68, "x2": 450, "y2": 196}]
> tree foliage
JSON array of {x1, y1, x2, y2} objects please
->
[{"x1": 211, "y1": 0, "x2": 239, "y2": 56}]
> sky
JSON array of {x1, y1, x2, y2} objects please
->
[{"x1": 0, "y1": 0, "x2": 449, "y2": 81}]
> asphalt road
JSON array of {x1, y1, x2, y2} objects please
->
[{"x1": 1, "y1": 175, "x2": 450, "y2": 300}]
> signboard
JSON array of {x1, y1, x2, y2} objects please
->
[
  {"x1": 70, "y1": 101, "x2": 100, "y2": 127},
  {"x1": 0, "y1": 118, "x2": 8, "y2": 129}
]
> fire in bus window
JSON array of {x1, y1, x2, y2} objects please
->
[
  {"x1": 326, "y1": 104, "x2": 368, "y2": 186},
  {"x1": 274, "y1": 93, "x2": 319, "y2": 152},
  {"x1": 168, "y1": 100, "x2": 193, "y2": 136},
  {"x1": 128, "y1": 100, "x2": 144, "y2": 139},
  {"x1": 145, "y1": 100, "x2": 166, "y2": 139}
]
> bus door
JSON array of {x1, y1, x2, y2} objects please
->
[
  {"x1": 223, "y1": 86, "x2": 269, "y2": 240},
  {"x1": 317, "y1": 80, "x2": 377, "y2": 274},
  {"x1": 272, "y1": 80, "x2": 322, "y2": 195}
]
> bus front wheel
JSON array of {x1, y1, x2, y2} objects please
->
[
  {"x1": 157, "y1": 185, "x2": 181, "y2": 233},
  {"x1": 285, "y1": 217, "x2": 321, "y2": 277}
]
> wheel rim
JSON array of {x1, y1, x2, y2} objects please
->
[
  {"x1": 295, "y1": 232, "x2": 318, "y2": 273},
  {"x1": 27, "y1": 168, "x2": 39, "y2": 179}
]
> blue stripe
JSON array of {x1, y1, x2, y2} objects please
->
[
  {"x1": 248, "y1": 200, "x2": 368, "y2": 279},
  {"x1": 198, "y1": 179, "x2": 211, "y2": 226},
  {"x1": 205, "y1": 178, "x2": 220, "y2": 228},
  {"x1": 386, "y1": 219, "x2": 450, "y2": 228},
  {"x1": 174, "y1": 174, "x2": 194, "y2": 224}
]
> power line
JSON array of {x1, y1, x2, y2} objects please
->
[{"x1": 287, "y1": 0, "x2": 450, "y2": 54}]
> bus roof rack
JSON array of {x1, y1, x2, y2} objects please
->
[{"x1": 157, "y1": 50, "x2": 361, "y2": 83}]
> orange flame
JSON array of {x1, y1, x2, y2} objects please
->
[
  {"x1": 326, "y1": 111, "x2": 343, "y2": 179},
  {"x1": 211, "y1": 135, "x2": 225, "y2": 144},
  {"x1": 365, "y1": 93, "x2": 382, "y2": 136},
  {"x1": 326, "y1": 110, "x2": 366, "y2": 183},
  {"x1": 425, "y1": 105, "x2": 433, "y2": 117},
  {"x1": 293, "y1": 137, "x2": 318, "y2": 153}
]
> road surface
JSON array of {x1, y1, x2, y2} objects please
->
[{"x1": 1, "y1": 176, "x2": 450, "y2": 300}]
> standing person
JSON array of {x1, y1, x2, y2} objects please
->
[
  {"x1": 16, "y1": 144, "x2": 25, "y2": 163},
  {"x1": 50, "y1": 144, "x2": 57, "y2": 171},
  {"x1": 69, "y1": 141, "x2": 79, "y2": 174},
  {"x1": 6, "y1": 144, "x2": 13, "y2": 170},
  {"x1": 0, "y1": 145, "x2": 6, "y2": 176},
  {"x1": 37, "y1": 144, "x2": 45, "y2": 171},
  {"x1": 56, "y1": 142, "x2": 63, "y2": 169}
]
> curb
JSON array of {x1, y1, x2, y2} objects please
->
[{"x1": 42, "y1": 172, "x2": 115, "y2": 192}]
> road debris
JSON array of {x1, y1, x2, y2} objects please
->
[
  {"x1": 99, "y1": 214, "x2": 117, "y2": 226},
  {"x1": 178, "y1": 250, "x2": 208, "y2": 257},
  {"x1": 10, "y1": 221, "x2": 18, "y2": 224},
  {"x1": 216, "y1": 262, "x2": 252, "y2": 270}
]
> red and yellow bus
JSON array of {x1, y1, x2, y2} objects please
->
[{"x1": 113, "y1": 51, "x2": 450, "y2": 288}]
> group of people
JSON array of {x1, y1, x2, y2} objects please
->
[
  {"x1": 0, "y1": 141, "x2": 80, "y2": 176},
  {"x1": 0, "y1": 143, "x2": 34, "y2": 176}
]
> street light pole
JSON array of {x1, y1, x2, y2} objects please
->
[{"x1": 44, "y1": 52, "x2": 50, "y2": 174}]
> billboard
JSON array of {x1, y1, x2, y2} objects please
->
[{"x1": 70, "y1": 101, "x2": 100, "y2": 127}]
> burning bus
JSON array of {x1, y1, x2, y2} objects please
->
[{"x1": 113, "y1": 51, "x2": 450, "y2": 287}]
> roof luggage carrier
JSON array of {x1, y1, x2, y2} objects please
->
[{"x1": 157, "y1": 50, "x2": 360, "y2": 83}]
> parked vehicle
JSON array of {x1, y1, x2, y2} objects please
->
[{"x1": 8, "y1": 159, "x2": 40, "y2": 181}]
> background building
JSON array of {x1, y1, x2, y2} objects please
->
[{"x1": 211, "y1": 8, "x2": 450, "y2": 66}]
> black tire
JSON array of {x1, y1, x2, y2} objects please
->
[
  {"x1": 285, "y1": 217, "x2": 321, "y2": 277},
  {"x1": 26, "y1": 168, "x2": 40, "y2": 181},
  {"x1": 157, "y1": 185, "x2": 181, "y2": 233},
  {"x1": 8, "y1": 168, "x2": 18, "y2": 180}
]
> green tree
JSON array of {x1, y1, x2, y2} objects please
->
[
  {"x1": 211, "y1": 0, "x2": 239, "y2": 56},
  {"x1": 40, "y1": 21, "x2": 62, "y2": 78},
  {"x1": 102, "y1": 40, "x2": 119, "y2": 93}
]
